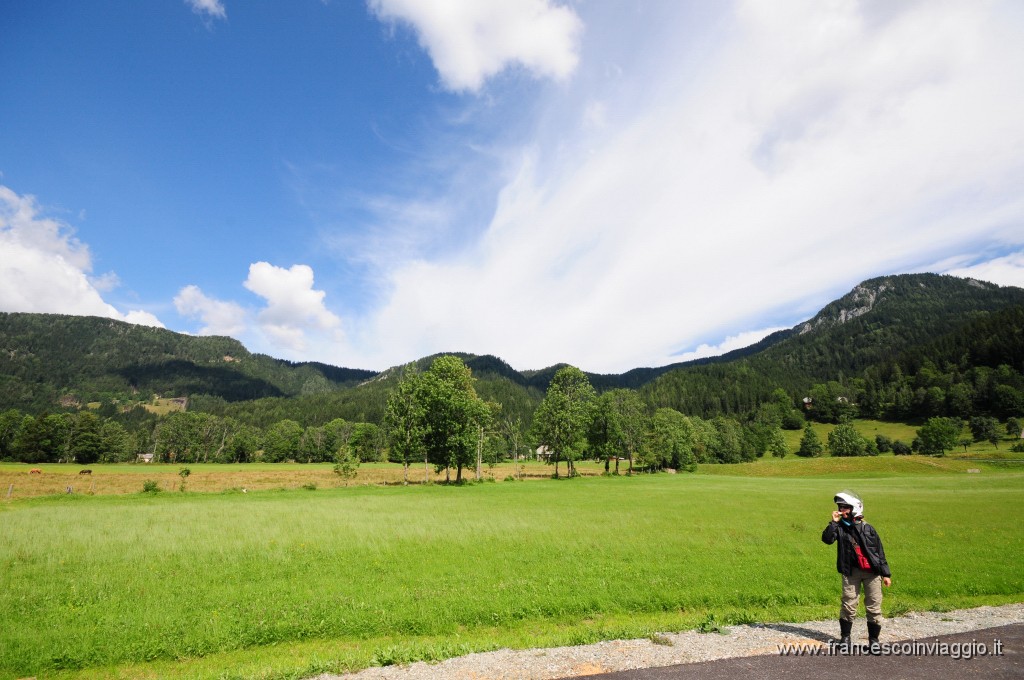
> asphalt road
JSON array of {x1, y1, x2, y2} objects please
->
[{"x1": 568, "y1": 623, "x2": 1023, "y2": 679}]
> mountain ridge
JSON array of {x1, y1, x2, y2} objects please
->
[{"x1": 1, "y1": 273, "x2": 1022, "y2": 421}]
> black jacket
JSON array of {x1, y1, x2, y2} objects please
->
[{"x1": 822, "y1": 519, "x2": 891, "y2": 578}]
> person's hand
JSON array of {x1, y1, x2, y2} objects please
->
[
  {"x1": 883, "y1": 577, "x2": 892, "y2": 587},
  {"x1": 832, "y1": 510, "x2": 841, "y2": 522}
]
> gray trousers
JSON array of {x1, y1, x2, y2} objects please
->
[{"x1": 841, "y1": 567, "x2": 883, "y2": 624}]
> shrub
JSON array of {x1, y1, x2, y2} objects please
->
[
  {"x1": 141, "y1": 479, "x2": 161, "y2": 494},
  {"x1": 333, "y1": 448, "x2": 359, "y2": 485},
  {"x1": 892, "y1": 440, "x2": 912, "y2": 455},
  {"x1": 874, "y1": 435, "x2": 893, "y2": 453},
  {"x1": 797, "y1": 424, "x2": 823, "y2": 458},
  {"x1": 828, "y1": 423, "x2": 867, "y2": 457},
  {"x1": 781, "y1": 410, "x2": 805, "y2": 430},
  {"x1": 697, "y1": 613, "x2": 727, "y2": 634}
]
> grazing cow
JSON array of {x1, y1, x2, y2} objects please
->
[
  {"x1": 29, "y1": 468, "x2": 42, "y2": 474},
  {"x1": 79, "y1": 469, "x2": 93, "y2": 475}
]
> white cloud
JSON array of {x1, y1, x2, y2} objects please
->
[
  {"x1": 943, "y1": 252, "x2": 1024, "y2": 289},
  {"x1": 174, "y1": 285, "x2": 247, "y2": 336},
  {"x1": 185, "y1": 0, "x2": 226, "y2": 20},
  {"x1": 368, "y1": 0, "x2": 582, "y2": 92},
  {"x1": 243, "y1": 262, "x2": 343, "y2": 353},
  {"x1": 123, "y1": 310, "x2": 166, "y2": 328},
  {"x1": 343, "y1": 0, "x2": 1024, "y2": 373},
  {"x1": 0, "y1": 185, "x2": 164, "y2": 328},
  {"x1": 670, "y1": 327, "x2": 790, "y2": 364}
]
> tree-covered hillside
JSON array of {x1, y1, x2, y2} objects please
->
[
  {"x1": 0, "y1": 313, "x2": 376, "y2": 411},
  {"x1": 2, "y1": 273, "x2": 1022, "y2": 427},
  {"x1": 641, "y1": 274, "x2": 1024, "y2": 417},
  {"x1": 2, "y1": 273, "x2": 1023, "y2": 467}
]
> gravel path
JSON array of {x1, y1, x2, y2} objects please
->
[{"x1": 311, "y1": 603, "x2": 1024, "y2": 680}]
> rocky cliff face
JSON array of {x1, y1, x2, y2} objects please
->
[{"x1": 797, "y1": 281, "x2": 892, "y2": 335}]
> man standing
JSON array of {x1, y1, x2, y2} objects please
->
[{"x1": 822, "y1": 491, "x2": 892, "y2": 653}]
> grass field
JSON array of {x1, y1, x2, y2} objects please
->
[
  {"x1": 2, "y1": 462, "x2": 1022, "y2": 680},
  {"x1": 0, "y1": 460, "x2": 608, "y2": 499},
  {"x1": 4, "y1": 453, "x2": 1020, "y2": 499}
]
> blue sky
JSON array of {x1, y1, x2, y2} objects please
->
[{"x1": 2, "y1": 0, "x2": 1023, "y2": 373}]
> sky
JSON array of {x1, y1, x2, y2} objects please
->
[{"x1": 2, "y1": 0, "x2": 1023, "y2": 374}]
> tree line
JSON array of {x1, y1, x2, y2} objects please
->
[
  {"x1": 4, "y1": 351, "x2": 1022, "y2": 468},
  {"x1": 0, "y1": 408, "x2": 387, "y2": 466},
  {"x1": 381, "y1": 357, "x2": 809, "y2": 483},
  {"x1": 0, "y1": 356, "x2": 797, "y2": 469}
]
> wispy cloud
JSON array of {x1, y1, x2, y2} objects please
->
[
  {"x1": 671, "y1": 327, "x2": 789, "y2": 364},
  {"x1": 185, "y1": 0, "x2": 226, "y2": 21},
  {"x1": 0, "y1": 185, "x2": 164, "y2": 328},
  {"x1": 368, "y1": 0, "x2": 582, "y2": 92},
  {"x1": 943, "y1": 252, "x2": 1024, "y2": 289},
  {"x1": 342, "y1": 0, "x2": 1024, "y2": 373},
  {"x1": 10, "y1": 2, "x2": 1021, "y2": 377}
]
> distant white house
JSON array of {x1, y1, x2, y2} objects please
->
[
  {"x1": 535, "y1": 445, "x2": 553, "y2": 461},
  {"x1": 137, "y1": 453, "x2": 155, "y2": 463}
]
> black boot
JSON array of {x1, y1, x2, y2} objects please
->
[
  {"x1": 838, "y1": 618, "x2": 853, "y2": 652},
  {"x1": 867, "y1": 622, "x2": 882, "y2": 655}
]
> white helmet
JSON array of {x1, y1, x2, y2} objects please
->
[{"x1": 834, "y1": 491, "x2": 863, "y2": 518}]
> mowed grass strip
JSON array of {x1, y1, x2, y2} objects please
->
[
  {"x1": 695, "y1": 453, "x2": 1023, "y2": 476},
  {"x1": 1, "y1": 473, "x2": 1022, "y2": 679}
]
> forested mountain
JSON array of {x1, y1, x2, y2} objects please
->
[
  {"x1": 2, "y1": 273, "x2": 1023, "y2": 466},
  {"x1": 2, "y1": 273, "x2": 1023, "y2": 427},
  {"x1": 0, "y1": 313, "x2": 376, "y2": 411},
  {"x1": 641, "y1": 274, "x2": 1024, "y2": 417}
]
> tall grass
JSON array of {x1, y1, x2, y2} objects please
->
[
  {"x1": 0, "y1": 461, "x2": 612, "y2": 499},
  {"x1": 1, "y1": 473, "x2": 1022, "y2": 679}
]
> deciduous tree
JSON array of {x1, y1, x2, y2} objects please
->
[
  {"x1": 969, "y1": 416, "x2": 1001, "y2": 449},
  {"x1": 384, "y1": 369, "x2": 426, "y2": 485},
  {"x1": 263, "y1": 419, "x2": 302, "y2": 462},
  {"x1": 531, "y1": 366, "x2": 596, "y2": 478},
  {"x1": 641, "y1": 408, "x2": 696, "y2": 472},
  {"x1": 827, "y1": 422, "x2": 867, "y2": 457},
  {"x1": 916, "y1": 417, "x2": 962, "y2": 456},
  {"x1": 418, "y1": 356, "x2": 488, "y2": 483}
]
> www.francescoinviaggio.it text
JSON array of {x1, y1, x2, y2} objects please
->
[{"x1": 777, "y1": 637, "x2": 1005, "y2": 658}]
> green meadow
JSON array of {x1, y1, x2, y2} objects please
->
[{"x1": 2, "y1": 464, "x2": 1023, "y2": 680}]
